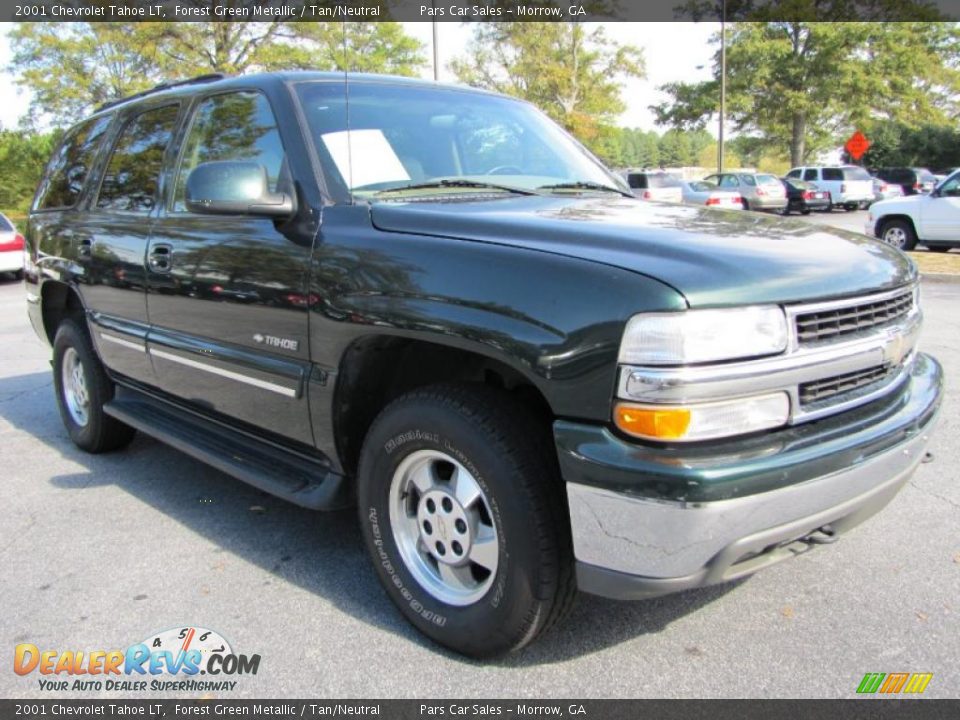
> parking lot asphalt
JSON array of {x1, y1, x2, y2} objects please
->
[{"x1": 1, "y1": 220, "x2": 958, "y2": 699}]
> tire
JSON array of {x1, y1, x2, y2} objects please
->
[
  {"x1": 13, "y1": 269, "x2": 24, "y2": 281},
  {"x1": 844, "y1": 203, "x2": 857, "y2": 211},
  {"x1": 801, "y1": 208, "x2": 811, "y2": 215},
  {"x1": 879, "y1": 219, "x2": 918, "y2": 252},
  {"x1": 356, "y1": 383, "x2": 575, "y2": 658},
  {"x1": 741, "y1": 199, "x2": 750, "y2": 211},
  {"x1": 52, "y1": 318, "x2": 136, "y2": 453},
  {"x1": 928, "y1": 246, "x2": 950, "y2": 253}
]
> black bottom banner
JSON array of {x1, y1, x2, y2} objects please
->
[{"x1": 2, "y1": 699, "x2": 959, "y2": 720}]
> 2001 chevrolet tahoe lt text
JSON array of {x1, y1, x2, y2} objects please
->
[{"x1": 23, "y1": 73, "x2": 942, "y2": 657}]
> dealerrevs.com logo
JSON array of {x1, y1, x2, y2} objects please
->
[{"x1": 13, "y1": 627, "x2": 261, "y2": 693}]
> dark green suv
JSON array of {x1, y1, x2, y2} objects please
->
[{"x1": 24, "y1": 72, "x2": 942, "y2": 657}]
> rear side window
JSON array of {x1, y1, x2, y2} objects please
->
[
  {"x1": 822, "y1": 168, "x2": 843, "y2": 181},
  {"x1": 173, "y1": 91, "x2": 286, "y2": 212},
  {"x1": 741, "y1": 175, "x2": 757, "y2": 186},
  {"x1": 803, "y1": 169, "x2": 818, "y2": 181},
  {"x1": 96, "y1": 104, "x2": 180, "y2": 213},
  {"x1": 718, "y1": 175, "x2": 739, "y2": 188},
  {"x1": 34, "y1": 115, "x2": 113, "y2": 211},
  {"x1": 627, "y1": 173, "x2": 647, "y2": 189}
]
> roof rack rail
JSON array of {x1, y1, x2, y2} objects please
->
[{"x1": 97, "y1": 73, "x2": 229, "y2": 112}]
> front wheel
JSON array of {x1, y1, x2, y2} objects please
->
[
  {"x1": 356, "y1": 384, "x2": 575, "y2": 657},
  {"x1": 879, "y1": 219, "x2": 918, "y2": 251},
  {"x1": 52, "y1": 318, "x2": 136, "y2": 453}
]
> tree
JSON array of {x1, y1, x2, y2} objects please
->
[
  {"x1": 658, "y1": 130, "x2": 693, "y2": 167},
  {"x1": 8, "y1": 19, "x2": 426, "y2": 127},
  {"x1": 449, "y1": 23, "x2": 644, "y2": 149},
  {"x1": 0, "y1": 130, "x2": 57, "y2": 214},
  {"x1": 653, "y1": 20, "x2": 960, "y2": 167},
  {"x1": 8, "y1": 23, "x2": 167, "y2": 127},
  {"x1": 279, "y1": 22, "x2": 425, "y2": 75}
]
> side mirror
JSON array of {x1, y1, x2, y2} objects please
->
[{"x1": 185, "y1": 161, "x2": 294, "y2": 218}]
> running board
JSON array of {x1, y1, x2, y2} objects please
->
[{"x1": 104, "y1": 389, "x2": 350, "y2": 511}]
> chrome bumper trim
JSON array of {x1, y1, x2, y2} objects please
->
[{"x1": 566, "y1": 421, "x2": 935, "y2": 580}]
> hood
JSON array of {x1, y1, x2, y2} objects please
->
[{"x1": 371, "y1": 196, "x2": 916, "y2": 307}]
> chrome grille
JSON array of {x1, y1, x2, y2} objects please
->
[
  {"x1": 795, "y1": 289, "x2": 913, "y2": 344},
  {"x1": 798, "y1": 364, "x2": 896, "y2": 405}
]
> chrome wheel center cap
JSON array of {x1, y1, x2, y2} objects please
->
[{"x1": 417, "y1": 489, "x2": 471, "y2": 566}]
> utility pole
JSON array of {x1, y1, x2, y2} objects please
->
[
  {"x1": 432, "y1": 18, "x2": 439, "y2": 82},
  {"x1": 718, "y1": 0, "x2": 726, "y2": 174}
]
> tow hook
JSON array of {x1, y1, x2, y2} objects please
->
[{"x1": 801, "y1": 525, "x2": 838, "y2": 545}]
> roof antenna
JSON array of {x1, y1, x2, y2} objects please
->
[{"x1": 342, "y1": 21, "x2": 354, "y2": 203}]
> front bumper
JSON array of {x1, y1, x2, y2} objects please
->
[{"x1": 558, "y1": 353, "x2": 941, "y2": 600}]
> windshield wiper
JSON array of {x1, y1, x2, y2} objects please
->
[
  {"x1": 375, "y1": 179, "x2": 538, "y2": 197},
  {"x1": 537, "y1": 181, "x2": 632, "y2": 198}
]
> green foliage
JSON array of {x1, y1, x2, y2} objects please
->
[
  {"x1": 278, "y1": 22, "x2": 426, "y2": 75},
  {"x1": 8, "y1": 19, "x2": 426, "y2": 127},
  {"x1": 8, "y1": 23, "x2": 167, "y2": 128},
  {"x1": 0, "y1": 130, "x2": 57, "y2": 215},
  {"x1": 449, "y1": 23, "x2": 644, "y2": 148},
  {"x1": 858, "y1": 122, "x2": 960, "y2": 170},
  {"x1": 653, "y1": 21, "x2": 960, "y2": 167}
]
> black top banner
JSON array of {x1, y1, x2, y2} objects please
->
[{"x1": 2, "y1": 0, "x2": 960, "y2": 22}]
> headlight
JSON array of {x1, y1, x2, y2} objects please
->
[
  {"x1": 618, "y1": 306, "x2": 788, "y2": 366},
  {"x1": 614, "y1": 392, "x2": 790, "y2": 442}
]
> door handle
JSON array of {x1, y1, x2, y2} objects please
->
[
  {"x1": 149, "y1": 243, "x2": 173, "y2": 273},
  {"x1": 78, "y1": 238, "x2": 93, "y2": 259}
]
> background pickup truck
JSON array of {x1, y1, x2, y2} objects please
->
[{"x1": 24, "y1": 72, "x2": 941, "y2": 658}]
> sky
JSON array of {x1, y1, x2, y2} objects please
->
[{"x1": 0, "y1": 21, "x2": 718, "y2": 133}]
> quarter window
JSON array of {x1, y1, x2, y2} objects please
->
[
  {"x1": 96, "y1": 105, "x2": 180, "y2": 213},
  {"x1": 34, "y1": 115, "x2": 113, "y2": 210},
  {"x1": 173, "y1": 92, "x2": 286, "y2": 212}
]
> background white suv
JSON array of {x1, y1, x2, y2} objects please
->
[
  {"x1": 623, "y1": 170, "x2": 684, "y2": 203},
  {"x1": 866, "y1": 169, "x2": 960, "y2": 252},
  {"x1": 786, "y1": 166, "x2": 874, "y2": 210}
]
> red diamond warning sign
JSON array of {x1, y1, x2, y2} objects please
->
[{"x1": 845, "y1": 131, "x2": 871, "y2": 161}]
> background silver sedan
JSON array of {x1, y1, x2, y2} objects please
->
[{"x1": 680, "y1": 180, "x2": 744, "y2": 209}]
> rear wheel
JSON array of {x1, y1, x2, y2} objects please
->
[
  {"x1": 13, "y1": 269, "x2": 24, "y2": 281},
  {"x1": 52, "y1": 319, "x2": 136, "y2": 453},
  {"x1": 356, "y1": 383, "x2": 575, "y2": 658},
  {"x1": 800, "y1": 208, "x2": 812, "y2": 215},
  {"x1": 879, "y1": 219, "x2": 918, "y2": 251}
]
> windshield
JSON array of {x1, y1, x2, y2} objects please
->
[
  {"x1": 295, "y1": 81, "x2": 624, "y2": 199},
  {"x1": 756, "y1": 174, "x2": 782, "y2": 186}
]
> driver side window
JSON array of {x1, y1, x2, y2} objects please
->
[
  {"x1": 939, "y1": 177, "x2": 960, "y2": 197},
  {"x1": 173, "y1": 91, "x2": 286, "y2": 213}
]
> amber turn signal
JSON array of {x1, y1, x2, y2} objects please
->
[{"x1": 614, "y1": 403, "x2": 691, "y2": 440}]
